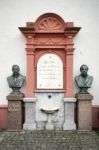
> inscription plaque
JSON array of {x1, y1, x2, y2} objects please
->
[
  {"x1": 8, "y1": 101, "x2": 21, "y2": 112},
  {"x1": 37, "y1": 54, "x2": 63, "y2": 89}
]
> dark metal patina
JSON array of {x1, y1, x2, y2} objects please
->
[
  {"x1": 7, "y1": 65, "x2": 26, "y2": 95},
  {"x1": 75, "y1": 64, "x2": 93, "y2": 94}
]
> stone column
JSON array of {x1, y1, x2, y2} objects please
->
[
  {"x1": 76, "y1": 94, "x2": 93, "y2": 130},
  {"x1": 23, "y1": 98, "x2": 37, "y2": 130},
  {"x1": 63, "y1": 98, "x2": 76, "y2": 130},
  {"x1": 7, "y1": 95, "x2": 24, "y2": 131}
]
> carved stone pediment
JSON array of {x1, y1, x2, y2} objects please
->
[{"x1": 35, "y1": 17, "x2": 64, "y2": 32}]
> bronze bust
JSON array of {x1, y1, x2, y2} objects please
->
[
  {"x1": 75, "y1": 65, "x2": 93, "y2": 94},
  {"x1": 7, "y1": 65, "x2": 26, "y2": 95}
]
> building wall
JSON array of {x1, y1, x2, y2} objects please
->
[{"x1": 0, "y1": 0, "x2": 99, "y2": 128}]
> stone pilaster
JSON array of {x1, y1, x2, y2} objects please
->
[
  {"x1": 26, "y1": 35, "x2": 35, "y2": 97},
  {"x1": 76, "y1": 94, "x2": 93, "y2": 130},
  {"x1": 23, "y1": 97, "x2": 37, "y2": 130},
  {"x1": 63, "y1": 98, "x2": 76, "y2": 130},
  {"x1": 7, "y1": 94, "x2": 24, "y2": 131},
  {"x1": 65, "y1": 36, "x2": 74, "y2": 98}
]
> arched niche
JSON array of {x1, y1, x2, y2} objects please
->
[{"x1": 37, "y1": 53, "x2": 63, "y2": 89}]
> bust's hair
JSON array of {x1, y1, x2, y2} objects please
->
[{"x1": 80, "y1": 64, "x2": 89, "y2": 71}]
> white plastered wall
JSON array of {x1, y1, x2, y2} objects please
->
[{"x1": 0, "y1": 0, "x2": 99, "y2": 105}]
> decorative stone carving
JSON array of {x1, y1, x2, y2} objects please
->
[
  {"x1": 35, "y1": 92, "x2": 64, "y2": 130},
  {"x1": 34, "y1": 37, "x2": 65, "y2": 45},
  {"x1": 41, "y1": 107, "x2": 59, "y2": 130},
  {"x1": 36, "y1": 17, "x2": 64, "y2": 32},
  {"x1": 19, "y1": 13, "x2": 81, "y2": 131}
]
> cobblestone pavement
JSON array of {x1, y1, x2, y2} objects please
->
[{"x1": 0, "y1": 130, "x2": 99, "y2": 150}]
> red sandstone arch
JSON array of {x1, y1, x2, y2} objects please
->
[
  {"x1": 19, "y1": 13, "x2": 81, "y2": 97},
  {"x1": 34, "y1": 13, "x2": 65, "y2": 32}
]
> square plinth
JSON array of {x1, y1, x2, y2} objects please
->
[
  {"x1": 76, "y1": 94, "x2": 93, "y2": 131},
  {"x1": 7, "y1": 95, "x2": 24, "y2": 131}
]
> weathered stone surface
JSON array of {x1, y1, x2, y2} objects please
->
[
  {"x1": 63, "y1": 98, "x2": 76, "y2": 130},
  {"x1": 7, "y1": 95, "x2": 24, "y2": 131},
  {"x1": 76, "y1": 94, "x2": 93, "y2": 130},
  {"x1": 23, "y1": 98, "x2": 37, "y2": 130},
  {"x1": 0, "y1": 130, "x2": 99, "y2": 150},
  {"x1": 35, "y1": 92, "x2": 64, "y2": 130}
]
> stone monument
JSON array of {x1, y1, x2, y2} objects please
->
[
  {"x1": 19, "y1": 13, "x2": 81, "y2": 130},
  {"x1": 7, "y1": 65, "x2": 26, "y2": 130},
  {"x1": 75, "y1": 64, "x2": 93, "y2": 130}
]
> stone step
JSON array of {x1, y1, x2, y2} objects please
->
[{"x1": 0, "y1": 130, "x2": 99, "y2": 150}]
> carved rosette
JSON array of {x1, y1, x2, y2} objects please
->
[{"x1": 36, "y1": 17, "x2": 64, "y2": 32}]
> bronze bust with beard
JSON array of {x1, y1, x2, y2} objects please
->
[
  {"x1": 75, "y1": 65, "x2": 93, "y2": 94},
  {"x1": 7, "y1": 65, "x2": 26, "y2": 95}
]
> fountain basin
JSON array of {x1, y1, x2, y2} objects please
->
[
  {"x1": 40, "y1": 107, "x2": 59, "y2": 130},
  {"x1": 41, "y1": 107, "x2": 59, "y2": 114}
]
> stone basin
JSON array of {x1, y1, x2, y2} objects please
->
[
  {"x1": 40, "y1": 106, "x2": 59, "y2": 130},
  {"x1": 41, "y1": 107, "x2": 59, "y2": 114}
]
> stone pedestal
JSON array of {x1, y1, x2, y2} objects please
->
[
  {"x1": 76, "y1": 94, "x2": 93, "y2": 130},
  {"x1": 7, "y1": 94, "x2": 24, "y2": 131},
  {"x1": 46, "y1": 114, "x2": 54, "y2": 130},
  {"x1": 63, "y1": 98, "x2": 76, "y2": 130},
  {"x1": 23, "y1": 98, "x2": 37, "y2": 130}
]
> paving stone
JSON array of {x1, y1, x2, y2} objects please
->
[{"x1": 0, "y1": 130, "x2": 99, "y2": 150}]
